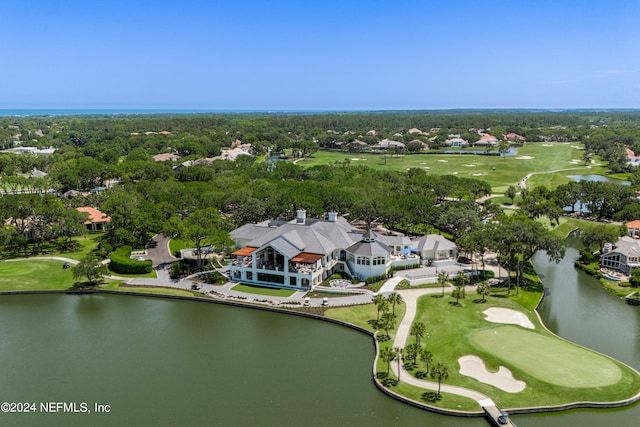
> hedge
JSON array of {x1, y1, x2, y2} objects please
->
[{"x1": 109, "y1": 246, "x2": 153, "y2": 274}]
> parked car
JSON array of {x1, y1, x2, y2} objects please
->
[{"x1": 191, "y1": 283, "x2": 200, "y2": 291}]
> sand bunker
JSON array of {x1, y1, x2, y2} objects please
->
[
  {"x1": 459, "y1": 355, "x2": 526, "y2": 393},
  {"x1": 483, "y1": 308, "x2": 534, "y2": 329},
  {"x1": 472, "y1": 173, "x2": 483, "y2": 176},
  {"x1": 464, "y1": 164, "x2": 476, "y2": 167},
  {"x1": 438, "y1": 159, "x2": 448, "y2": 163},
  {"x1": 516, "y1": 156, "x2": 534, "y2": 160},
  {"x1": 542, "y1": 144, "x2": 553, "y2": 147}
]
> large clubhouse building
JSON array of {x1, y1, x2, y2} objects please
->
[{"x1": 229, "y1": 210, "x2": 457, "y2": 289}]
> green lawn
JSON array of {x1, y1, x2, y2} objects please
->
[
  {"x1": 299, "y1": 143, "x2": 606, "y2": 192},
  {"x1": 408, "y1": 292, "x2": 640, "y2": 409},
  {"x1": 326, "y1": 301, "x2": 406, "y2": 333},
  {"x1": 0, "y1": 259, "x2": 75, "y2": 290},
  {"x1": 168, "y1": 238, "x2": 192, "y2": 256},
  {"x1": 474, "y1": 326, "x2": 622, "y2": 387},
  {"x1": 232, "y1": 283, "x2": 297, "y2": 297},
  {"x1": 55, "y1": 234, "x2": 103, "y2": 261},
  {"x1": 101, "y1": 282, "x2": 200, "y2": 297}
]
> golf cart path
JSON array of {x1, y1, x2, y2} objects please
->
[{"x1": 391, "y1": 287, "x2": 493, "y2": 405}]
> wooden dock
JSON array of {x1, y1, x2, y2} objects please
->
[{"x1": 480, "y1": 399, "x2": 517, "y2": 427}]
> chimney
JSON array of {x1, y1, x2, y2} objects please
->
[
  {"x1": 327, "y1": 212, "x2": 337, "y2": 222},
  {"x1": 296, "y1": 209, "x2": 306, "y2": 224}
]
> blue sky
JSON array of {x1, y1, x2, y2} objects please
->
[{"x1": 1, "y1": 0, "x2": 639, "y2": 110}]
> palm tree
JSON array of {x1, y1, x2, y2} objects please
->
[
  {"x1": 393, "y1": 347, "x2": 403, "y2": 383},
  {"x1": 419, "y1": 347, "x2": 433, "y2": 374},
  {"x1": 380, "y1": 347, "x2": 395, "y2": 375},
  {"x1": 431, "y1": 362, "x2": 449, "y2": 397},
  {"x1": 438, "y1": 271, "x2": 449, "y2": 297},
  {"x1": 380, "y1": 312, "x2": 396, "y2": 338},
  {"x1": 451, "y1": 283, "x2": 466, "y2": 306},
  {"x1": 476, "y1": 282, "x2": 491, "y2": 302},
  {"x1": 404, "y1": 343, "x2": 420, "y2": 365},
  {"x1": 374, "y1": 296, "x2": 389, "y2": 327},
  {"x1": 409, "y1": 321, "x2": 426, "y2": 346},
  {"x1": 386, "y1": 292, "x2": 403, "y2": 317}
]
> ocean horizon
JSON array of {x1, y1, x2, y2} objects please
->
[
  {"x1": 1, "y1": 108, "x2": 639, "y2": 117},
  {"x1": 0, "y1": 108, "x2": 303, "y2": 117}
]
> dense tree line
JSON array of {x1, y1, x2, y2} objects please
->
[{"x1": 1, "y1": 111, "x2": 639, "y2": 265}]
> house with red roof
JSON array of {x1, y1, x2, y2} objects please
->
[
  {"x1": 504, "y1": 132, "x2": 526, "y2": 142},
  {"x1": 76, "y1": 207, "x2": 111, "y2": 231},
  {"x1": 626, "y1": 148, "x2": 640, "y2": 166}
]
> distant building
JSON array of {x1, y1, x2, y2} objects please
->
[
  {"x1": 1, "y1": 146, "x2": 56, "y2": 155},
  {"x1": 76, "y1": 207, "x2": 111, "y2": 231},
  {"x1": 626, "y1": 148, "x2": 640, "y2": 166},
  {"x1": 153, "y1": 153, "x2": 182, "y2": 162},
  {"x1": 374, "y1": 139, "x2": 405, "y2": 150},
  {"x1": 504, "y1": 132, "x2": 526, "y2": 142},
  {"x1": 474, "y1": 134, "x2": 500, "y2": 146},
  {"x1": 444, "y1": 135, "x2": 469, "y2": 147}
]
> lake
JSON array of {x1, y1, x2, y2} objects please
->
[{"x1": 0, "y1": 238, "x2": 639, "y2": 426}]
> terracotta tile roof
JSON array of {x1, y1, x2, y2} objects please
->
[
  {"x1": 76, "y1": 207, "x2": 111, "y2": 224},
  {"x1": 626, "y1": 220, "x2": 640, "y2": 229}
]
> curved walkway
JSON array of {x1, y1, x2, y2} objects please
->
[{"x1": 390, "y1": 287, "x2": 493, "y2": 405}]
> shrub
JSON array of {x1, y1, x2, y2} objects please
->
[{"x1": 109, "y1": 246, "x2": 153, "y2": 274}]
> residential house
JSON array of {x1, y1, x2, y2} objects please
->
[
  {"x1": 76, "y1": 207, "x2": 111, "y2": 231},
  {"x1": 444, "y1": 135, "x2": 469, "y2": 147},
  {"x1": 153, "y1": 153, "x2": 182, "y2": 162},
  {"x1": 601, "y1": 236, "x2": 640, "y2": 275},
  {"x1": 626, "y1": 148, "x2": 640, "y2": 167},
  {"x1": 374, "y1": 139, "x2": 405, "y2": 150},
  {"x1": 474, "y1": 134, "x2": 500, "y2": 146},
  {"x1": 228, "y1": 210, "x2": 457, "y2": 289},
  {"x1": 625, "y1": 220, "x2": 640, "y2": 239},
  {"x1": 504, "y1": 132, "x2": 526, "y2": 142}
]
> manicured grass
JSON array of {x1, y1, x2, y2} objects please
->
[
  {"x1": 409, "y1": 293, "x2": 640, "y2": 408},
  {"x1": 474, "y1": 325, "x2": 622, "y2": 387},
  {"x1": 54, "y1": 234, "x2": 103, "y2": 261},
  {"x1": 232, "y1": 283, "x2": 296, "y2": 297},
  {"x1": 300, "y1": 144, "x2": 605, "y2": 192},
  {"x1": 326, "y1": 302, "x2": 406, "y2": 333},
  {"x1": 168, "y1": 238, "x2": 192, "y2": 256},
  {"x1": 0, "y1": 259, "x2": 75, "y2": 290},
  {"x1": 101, "y1": 282, "x2": 199, "y2": 297}
]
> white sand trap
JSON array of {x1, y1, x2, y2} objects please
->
[
  {"x1": 571, "y1": 145, "x2": 583, "y2": 149},
  {"x1": 420, "y1": 162, "x2": 427, "y2": 165},
  {"x1": 422, "y1": 166, "x2": 430, "y2": 169},
  {"x1": 459, "y1": 355, "x2": 526, "y2": 393},
  {"x1": 464, "y1": 164, "x2": 476, "y2": 167},
  {"x1": 438, "y1": 159, "x2": 448, "y2": 163},
  {"x1": 472, "y1": 173, "x2": 483, "y2": 176},
  {"x1": 350, "y1": 158, "x2": 362, "y2": 161},
  {"x1": 452, "y1": 171, "x2": 458, "y2": 175},
  {"x1": 542, "y1": 144, "x2": 553, "y2": 147},
  {"x1": 516, "y1": 156, "x2": 534, "y2": 160},
  {"x1": 483, "y1": 307, "x2": 534, "y2": 329}
]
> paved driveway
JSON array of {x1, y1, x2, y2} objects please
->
[{"x1": 145, "y1": 234, "x2": 177, "y2": 267}]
